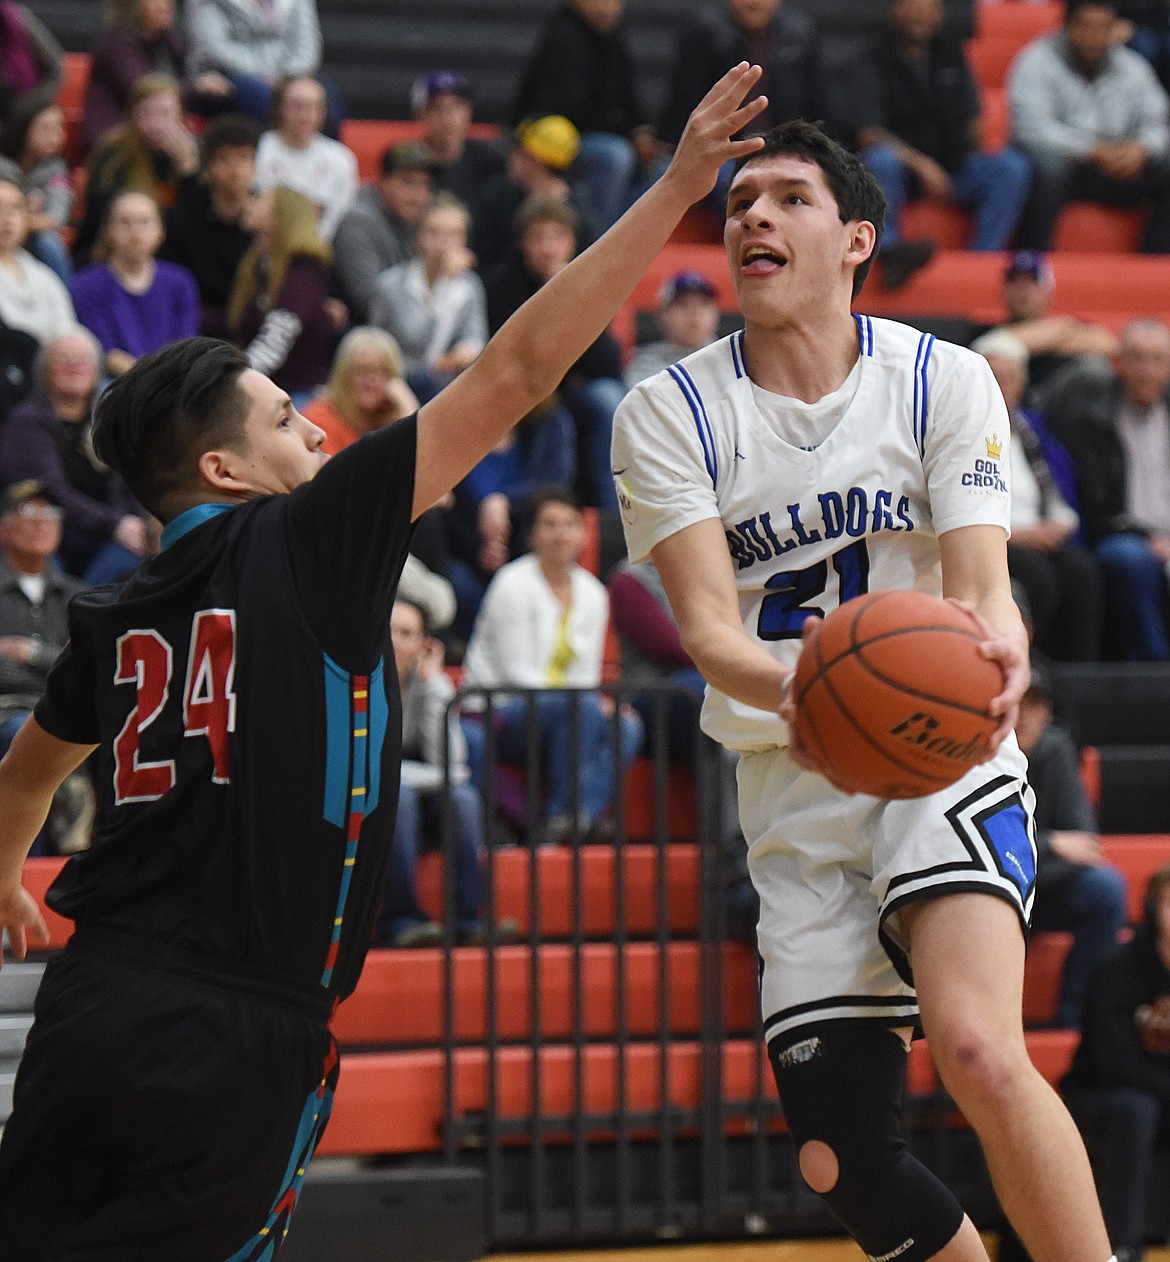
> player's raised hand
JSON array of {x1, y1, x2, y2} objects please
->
[
  {"x1": 0, "y1": 883, "x2": 48, "y2": 967},
  {"x1": 661, "y1": 63, "x2": 768, "y2": 206}
]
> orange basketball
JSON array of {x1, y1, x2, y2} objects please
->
[{"x1": 791, "y1": 590, "x2": 1003, "y2": 799}]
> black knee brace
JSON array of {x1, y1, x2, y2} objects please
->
[{"x1": 768, "y1": 1023, "x2": 964, "y2": 1262}]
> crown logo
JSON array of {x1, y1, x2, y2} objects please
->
[{"x1": 985, "y1": 433, "x2": 1002, "y2": 461}]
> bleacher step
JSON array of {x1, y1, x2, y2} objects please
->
[
  {"x1": 0, "y1": 962, "x2": 44, "y2": 1012},
  {"x1": 0, "y1": 1014, "x2": 33, "y2": 1059}
]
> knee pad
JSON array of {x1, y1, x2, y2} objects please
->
[{"x1": 768, "y1": 1023, "x2": 964, "y2": 1262}]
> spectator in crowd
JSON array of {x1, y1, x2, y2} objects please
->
[
  {"x1": 512, "y1": 0, "x2": 659, "y2": 231},
  {"x1": 226, "y1": 183, "x2": 335, "y2": 403},
  {"x1": 1010, "y1": 0, "x2": 1170, "y2": 252},
  {"x1": 82, "y1": 0, "x2": 233, "y2": 156},
  {"x1": 470, "y1": 114, "x2": 598, "y2": 273},
  {"x1": 625, "y1": 268, "x2": 723, "y2": 388},
  {"x1": 0, "y1": 175, "x2": 73, "y2": 345},
  {"x1": 1045, "y1": 318, "x2": 1170, "y2": 660},
  {"x1": 1014, "y1": 662, "x2": 1127, "y2": 1029},
  {"x1": 0, "y1": 3, "x2": 61, "y2": 135},
  {"x1": 332, "y1": 140, "x2": 433, "y2": 324},
  {"x1": 485, "y1": 196, "x2": 620, "y2": 511},
  {"x1": 974, "y1": 251, "x2": 1119, "y2": 408},
  {"x1": 301, "y1": 325, "x2": 418, "y2": 454},
  {"x1": 462, "y1": 487, "x2": 642, "y2": 846},
  {"x1": 0, "y1": 100, "x2": 72, "y2": 283},
  {"x1": 301, "y1": 326, "x2": 452, "y2": 628},
  {"x1": 159, "y1": 113, "x2": 259, "y2": 337},
  {"x1": 368, "y1": 193, "x2": 487, "y2": 401},
  {"x1": 853, "y1": 0, "x2": 1031, "y2": 262},
  {"x1": 411, "y1": 69, "x2": 506, "y2": 208},
  {"x1": 0, "y1": 312, "x2": 36, "y2": 425},
  {"x1": 659, "y1": 0, "x2": 843, "y2": 213},
  {"x1": 374, "y1": 598, "x2": 514, "y2": 947},
  {"x1": 0, "y1": 326, "x2": 146, "y2": 583},
  {"x1": 1120, "y1": 0, "x2": 1170, "y2": 91},
  {"x1": 184, "y1": 0, "x2": 342, "y2": 134},
  {"x1": 73, "y1": 74, "x2": 201, "y2": 267},
  {"x1": 973, "y1": 329, "x2": 1104, "y2": 662},
  {"x1": 608, "y1": 555, "x2": 757, "y2": 941},
  {"x1": 1056, "y1": 864, "x2": 1170, "y2": 1262},
  {"x1": 254, "y1": 74, "x2": 357, "y2": 243},
  {"x1": 70, "y1": 190, "x2": 200, "y2": 378},
  {"x1": 0, "y1": 480, "x2": 91, "y2": 856}
]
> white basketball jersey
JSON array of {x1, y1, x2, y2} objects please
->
[{"x1": 612, "y1": 316, "x2": 1013, "y2": 753}]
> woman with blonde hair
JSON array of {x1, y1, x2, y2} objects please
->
[
  {"x1": 228, "y1": 182, "x2": 335, "y2": 400},
  {"x1": 72, "y1": 73, "x2": 200, "y2": 266},
  {"x1": 302, "y1": 326, "x2": 418, "y2": 454}
]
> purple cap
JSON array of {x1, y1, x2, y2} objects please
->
[
  {"x1": 1004, "y1": 250, "x2": 1054, "y2": 285},
  {"x1": 658, "y1": 269, "x2": 718, "y2": 306},
  {"x1": 411, "y1": 70, "x2": 471, "y2": 114}
]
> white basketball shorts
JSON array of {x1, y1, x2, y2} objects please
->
[{"x1": 737, "y1": 737, "x2": 1036, "y2": 1047}]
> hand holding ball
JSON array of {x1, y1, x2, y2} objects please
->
[{"x1": 790, "y1": 590, "x2": 1004, "y2": 799}]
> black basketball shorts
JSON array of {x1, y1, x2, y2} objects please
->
[{"x1": 0, "y1": 932, "x2": 339, "y2": 1261}]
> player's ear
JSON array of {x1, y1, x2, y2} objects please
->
[
  {"x1": 196, "y1": 446, "x2": 253, "y2": 495},
  {"x1": 844, "y1": 220, "x2": 877, "y2": 271}
]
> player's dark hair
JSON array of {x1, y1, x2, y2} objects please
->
[
  {"x1": 730, "y1": 120, "x2": 887, "y2": 296},
  {"x1": 530, "y1": 484, "x2": 581, "y2": 521},
  {"x1": 92, "y1": 338, "x2": 252, "y2": 523},
  {"x1": 201, "y1": 113, "x2": 262, "y2": 162}
]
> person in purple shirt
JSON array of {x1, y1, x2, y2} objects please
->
[{"x1": 69, "y1": 189, "x2": 200, "y2": 378}]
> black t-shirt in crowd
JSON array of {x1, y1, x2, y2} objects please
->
[{"x1": 36, "y1": 416, "x2": 418, "y2": 1001}]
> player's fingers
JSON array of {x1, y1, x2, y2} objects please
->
[
  {"x1": 727, "y1": 95, "x2": 769, "y2": 132},
  {"x1": 7, "y1": 923, "x2": 25, "y2": 961}
]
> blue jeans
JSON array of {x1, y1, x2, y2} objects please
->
[
  {"x1": 1095, "y1": 531, "x2": 1170, "y2": 660},
  {"x1": 377, "y1": 779, "x2": 485, "y2": 941},
  {"x1": 561, "y1": 376, "x2": 622, "y2": 511},
  {"x1": 28, "y1": 230, "x2": 72, "y2": 284},
  {"x1": 862, "y1": 144, "x2": 1031, "y2": 250},
  {"x1": 1031, "y1": 863, "x2": 1127, "y2": 1028},
  {"x1": 1063, "y1": 1086, "x2": 1161, "y2": 1254},
  {"x1": 495, "y1": 691, "x2": 642, "y2": 821},
  {"x1": 82, "y1": 539, "x2": 142, "y2": 586},
  {"x1": 570, "y1": 131, "x2": 639, "y2": 232}
]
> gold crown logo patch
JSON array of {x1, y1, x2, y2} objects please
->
[{"x1": 985, "y1": 433, "x2": 1002, "y2": 461}]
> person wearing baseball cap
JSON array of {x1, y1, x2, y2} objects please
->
[
  {"x1": 411, "y1": 69, "x2": 506, "y2": 206},
  {"x1": 470, "y1": 115, "x2": 599, "y2": 271},
  {"x1": 626, "y1": 269, "x2": 724, "y2": 387}
]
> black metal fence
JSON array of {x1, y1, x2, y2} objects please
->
[{"x1": 403, "y1": 682, "x2": 993, "y2": 1250}]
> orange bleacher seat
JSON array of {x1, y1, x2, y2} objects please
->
[
  {"x1": 416, "y1": 841, "x2": 700, "y2": 938},
  {"x1": 1100, "y1": 834, "x2": 1170, "y2": 924},
  {"x1": 902, "y1": 201, "x2": 972, "y2": 250},
  {"x1": 56, "y1": 52, "x2": 89, "y2": 165},
  {"x1": 980, "y1": 86, "x2": 1011, "y2": 153},
  {"x1": 1052, "y1": 203, "x2": 1145, "y2": 253},
  {"x1": 975, "y1": 2, "x2": 1063, "y2": 42},
  {"x1": 339, "y1": 119, "x2": 502, "y2": 182},
  {"x1": 332, "y1": 939, "x2": 758, "y2": 1047},
  {"x1": 965, "y1": 36, "x2": 1027, "y2": 91},
  {"x1": 1022, "y1": 931, "x2": 1074, "y2": 1027}
]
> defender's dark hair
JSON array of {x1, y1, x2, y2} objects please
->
[
  {"x1": 201, "y1": 113, "x2": 262, "y2": 162},
  {"x1": 92, "y1": 338, "x2": 252, "y2": 522},
  {"x1": 730, "y1": 119, "x2": 887, "y2": 296}
]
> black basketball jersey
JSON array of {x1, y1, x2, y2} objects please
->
[{"x1": 34, "y1": 416, "x2": 418, "y2": 1001}]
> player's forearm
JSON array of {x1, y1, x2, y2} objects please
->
[{"x1": 681, "y1": 620, "x2": 790, "y2": 714}]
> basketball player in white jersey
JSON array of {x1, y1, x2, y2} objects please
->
[{"x1": 612, "y1": 121, "x2": 1113, "y2": 1262}]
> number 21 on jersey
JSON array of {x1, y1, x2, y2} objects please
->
[{"x1": 113, "y1": 609, "x2": 237, "y2": 804}]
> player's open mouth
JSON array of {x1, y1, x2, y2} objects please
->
[{"x1": 741, "y1": 246, "x2": 788, "y2": 277}]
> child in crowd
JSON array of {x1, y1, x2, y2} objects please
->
[
  {"x1": 227, "y1": 183, "x2": 335, "y2": 402},
  {"x1": 368, "y1": 192, "x2": 486, "y2": 402}
]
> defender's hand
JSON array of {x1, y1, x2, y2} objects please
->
[{"x1": 0, "y1": 884, "x2": 48, "y2": 967}]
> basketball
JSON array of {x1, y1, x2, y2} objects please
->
[{"x1": 791, "y1": 590, "x2": 1004, "y2": 799}]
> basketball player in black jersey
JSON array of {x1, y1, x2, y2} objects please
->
[{"x1": 0, "y1": 66, "x2": 769, "y2": 1262}]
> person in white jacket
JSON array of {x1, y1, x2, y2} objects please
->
[{"x1": 461, "y1": 486, "x2": 642, "y2": 844}]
